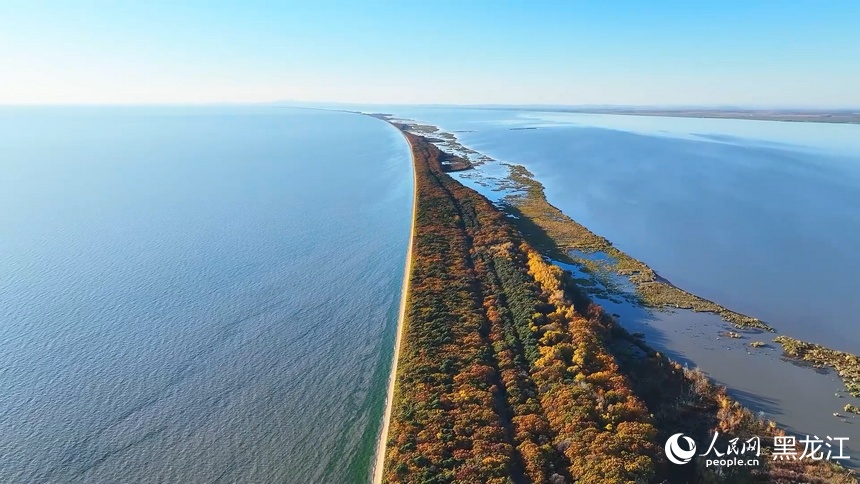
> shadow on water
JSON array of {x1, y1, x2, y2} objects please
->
[
  {"x1": 586, "y1": 271, "x2": 860, "y2": 467},
  {"x1": 719, "y1": 387, "x2": 783, "y2": 419}
]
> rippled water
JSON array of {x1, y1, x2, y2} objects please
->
[{"x1": 0, "y1": 107, "x2": 412, "y2": 483}]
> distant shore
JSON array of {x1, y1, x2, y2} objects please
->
[{"x1": 507, "y1": 107, "x2": 860, "y2": 124}]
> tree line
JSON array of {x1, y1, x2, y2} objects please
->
[{"x1": 380, "y1": 128, "x2": 854, "y2": 484}]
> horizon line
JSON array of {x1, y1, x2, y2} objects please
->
[{"x1": 1, "y1": 100, "x2": 859, "y2": 111}]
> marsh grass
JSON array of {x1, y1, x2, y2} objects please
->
[
  {"x1": 475, "y1": 143, "x2": 860, "y2": 407},
  {"x1": 375, "y1": 119, "x2": 855, "y2": 483},
  {"x1": 500, "y1": 157, "x2": 860, "y2": 400},
  {"x1": 501, "y1": 164, "x2": 773, "y2": 331},
  {"x1": 775, "y1": 336, "x2": 860, "y2": 397}
]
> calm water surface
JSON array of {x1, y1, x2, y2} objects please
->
[
  {"x1": 0, "y1": 107, "x2": 412, "y2": 483},
  {"x1": 386, "y1": 107, "x2": 860, "y2": 353},
  {"x1": 380, "y1": 106, "x2": 860, "y2": 461}
]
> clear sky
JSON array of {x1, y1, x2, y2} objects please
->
[{"x1": 1, "y1": 0, "x2": 858, "y2": 107}]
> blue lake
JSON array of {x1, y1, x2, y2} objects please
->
[{"x1": 0, "y1": 107, "x2": 412, "y2": 483}]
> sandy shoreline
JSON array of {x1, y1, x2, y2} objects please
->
[{"x1": 371, "y1": 127, "x2": 417, "y2": 484}]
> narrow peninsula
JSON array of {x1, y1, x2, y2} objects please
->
[{"x1": 372, "y1": 116, "x2": 855, "y2": 483}]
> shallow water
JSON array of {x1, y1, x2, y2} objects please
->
[
  {"x1": 0, "y1": 107, "x2": 412, "y2": 483},
  {"x1": 382, "y1": 108, "x2": 860, "y2": 352},
  {"x1": 380, "y1": 106, "x2": 860, "y2": 466},
  {"x1": 554, "y1": 260, "x2": 860, "y2": 464}
]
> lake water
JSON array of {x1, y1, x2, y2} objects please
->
[
  {"x1": 0, "y1": 107, "x2": 412, "y2": 483},
  {"x1": 379, "y1": 106, "x2": 860, "y2": 463},
  {"x1": 383, "y1": 107, "x2": 860, "y2": 353},
  {"x1": 6, "y1": 103, "x2": 859, "y2": 479}
]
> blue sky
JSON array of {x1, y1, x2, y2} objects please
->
[{"x1": 1, "y1": 1, "x2": 858, "y2": 106}]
